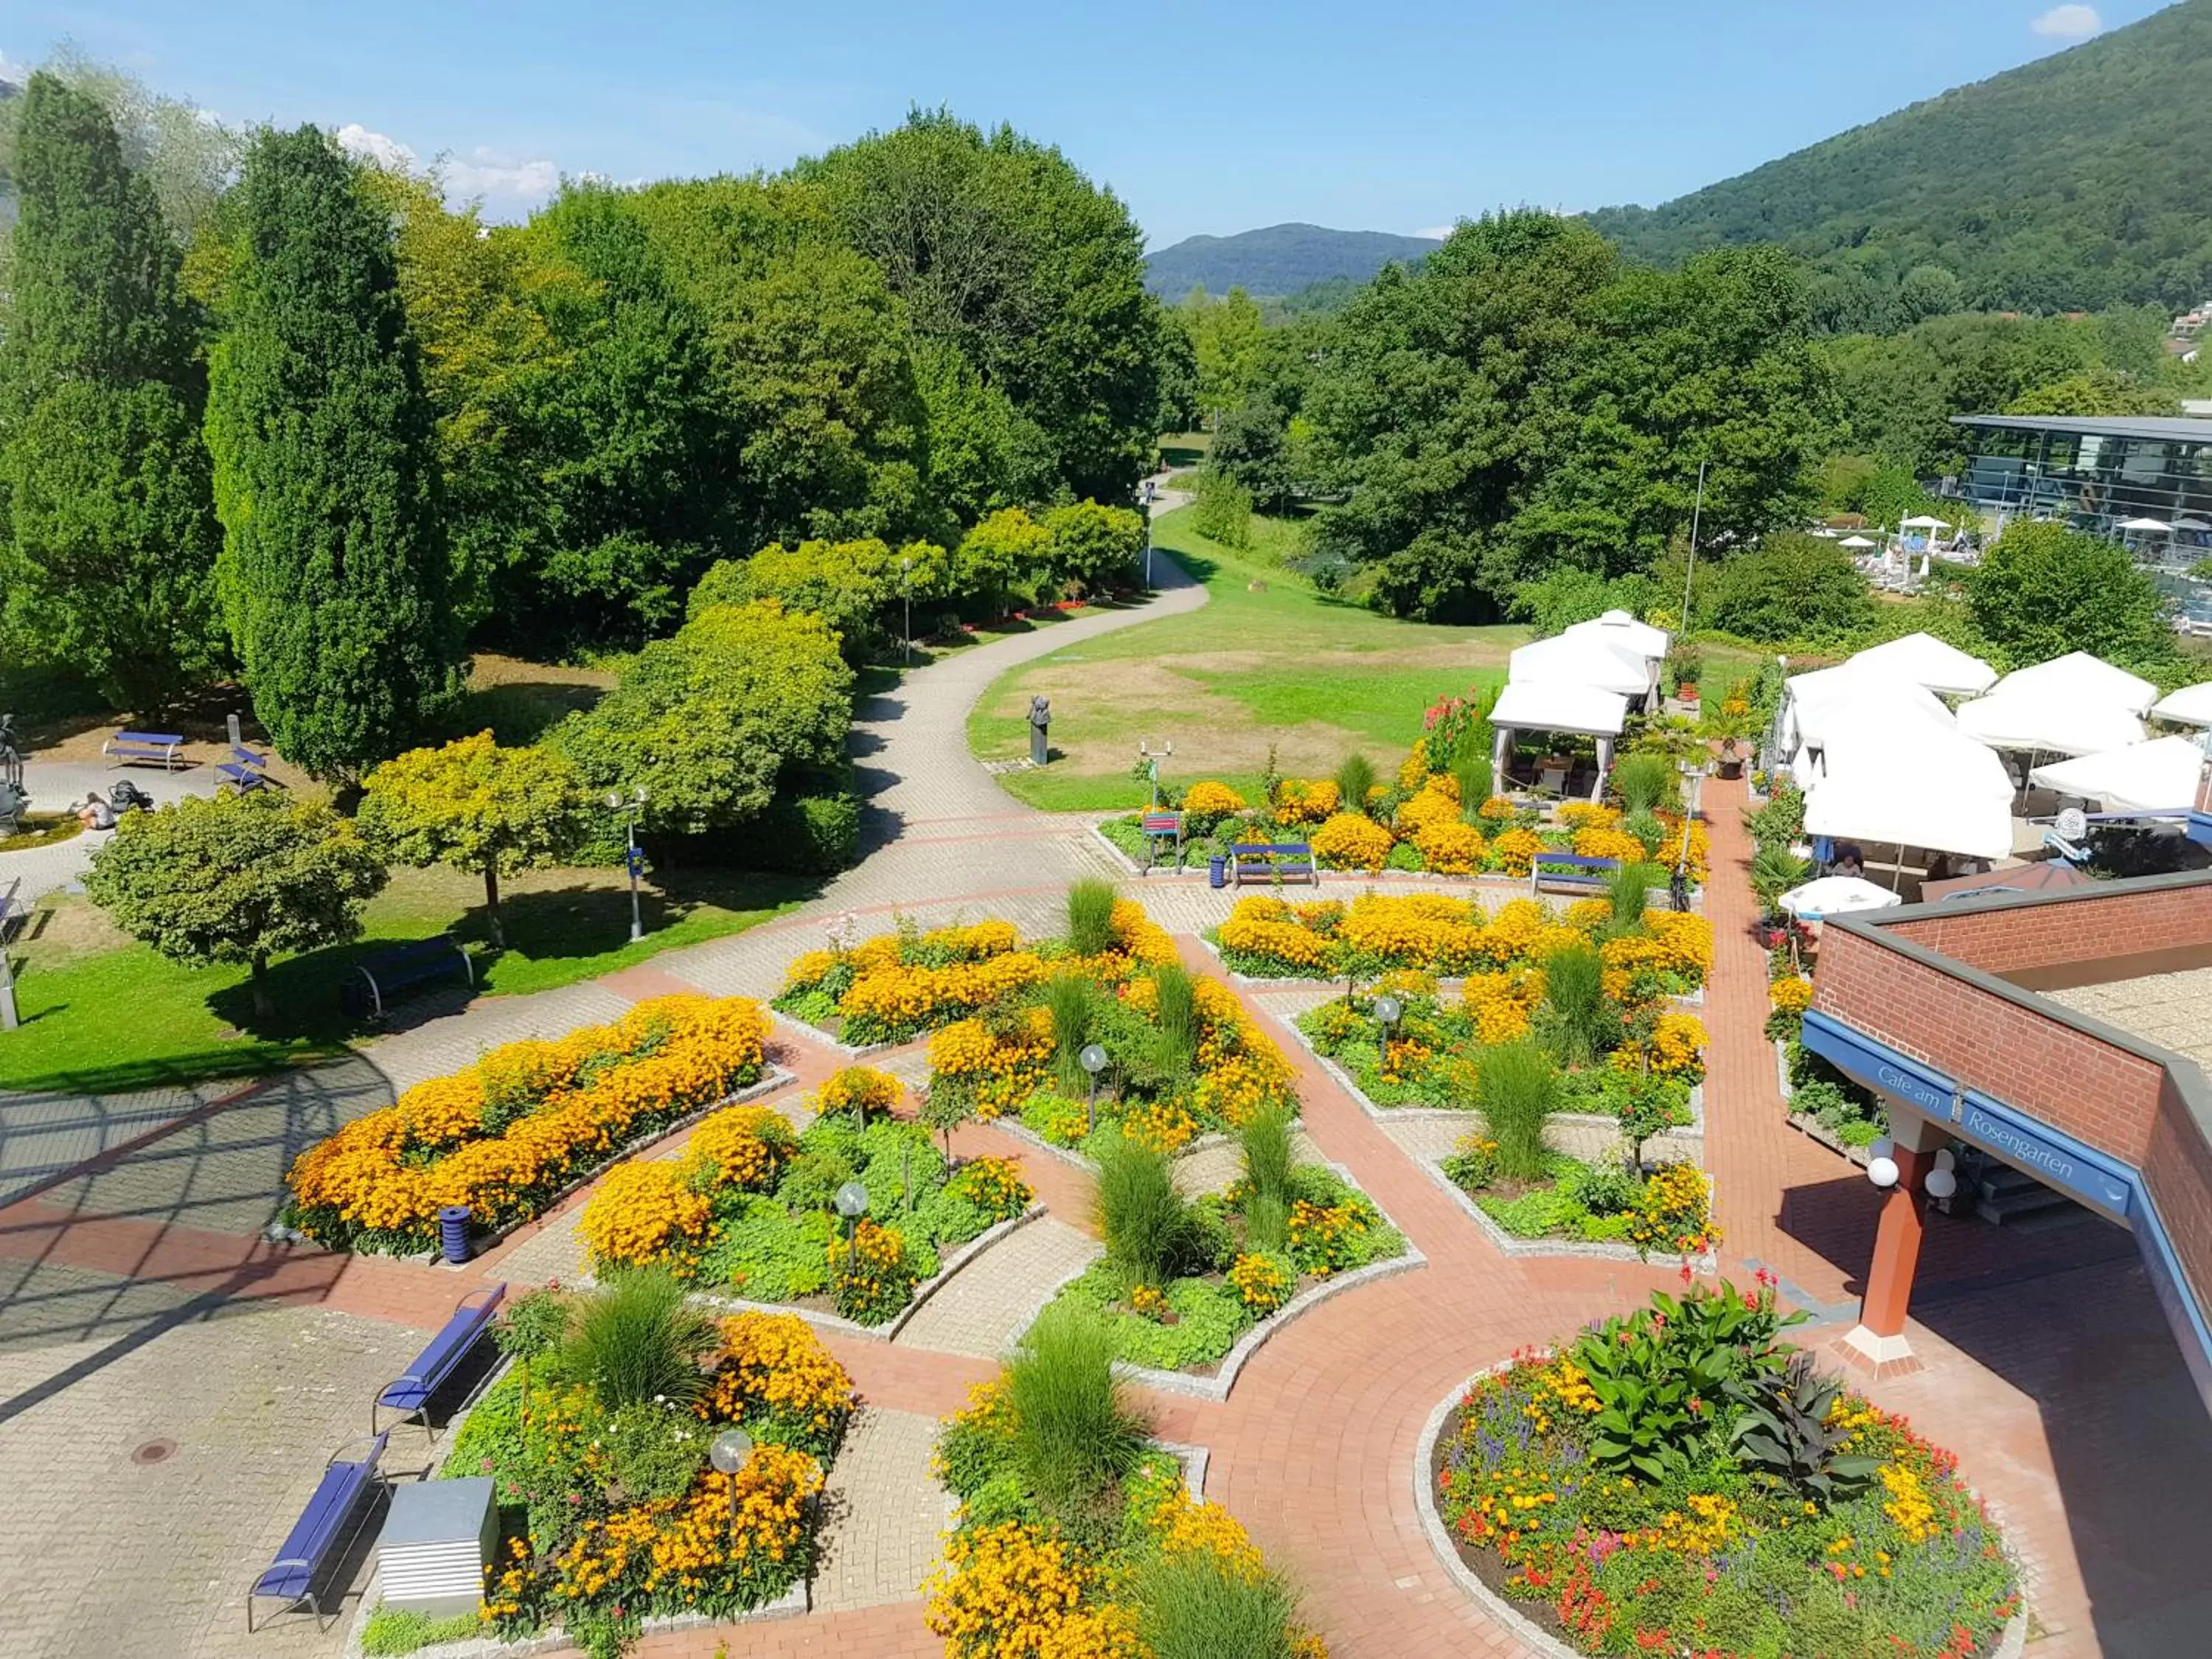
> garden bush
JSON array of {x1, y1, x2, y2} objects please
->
[{"x1": 1475, "y1": 1040, "x2": 1557, "y2": 1179}]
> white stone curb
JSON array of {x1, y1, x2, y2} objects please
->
[
  {"x1": 1411, "y1": 1152, "x2": 1719, "y2": 1269},
  {"x1": 767, "y1": 1008, "x2": 895, "y2": 1060}
]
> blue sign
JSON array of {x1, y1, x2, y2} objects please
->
[
  {"x1": 1957, "y1": 1099, "x2": 2132, "y2": 1218},
  {"x1": 1799, "y1": 1012, "x2": 1952, "y2": 1119},
  {"x1": 625, "y1": 846, "x2": 646, "y2": 877}
]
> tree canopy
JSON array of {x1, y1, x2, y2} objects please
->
[{"x1": 1966, "y1": 522, "x2": 2185, "y2": 680}]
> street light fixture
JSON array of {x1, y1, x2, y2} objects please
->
[
  {"x1": 1079, "y1": 1042, "x2": 1110, "y2": 1133},
  {"x1": 709, "y1": 1428, "x2": 754, "y2": 1551},
  {"x1": 1136, "y1": 739, "x2": 1173, "y2": 808},
  {"x1": 606, "y1": 786, "x2": 649, "y2": 943},
  {"x1": 1373, "y1": 994, "x2": 1402, "y2": 1072}
]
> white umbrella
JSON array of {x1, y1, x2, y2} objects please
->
[
  {"x1": 1509, "y1": 633, "x2": 1651, "y2": 698},
  {"x1": 2030, "y1": 737, "x2": 2207, "y2": 813},
  {"x1": 2118, "y1": 517, "x2": 2174, "y2": 533},
  {"x1": 2173, "y1": 518, "x2": 2212, "y2": 533},
  {"x1": 1899, "y1": 515, "x2": 1951, "y2": 530},
  {"x1": 2152, "y1": 682, "x2": 2212, "y2": 726},
  {"x1": 1844, "y1": 632, "x2": 1997, "y2": 697},
  {"x1": 1839, "y1": 535, "x2": 1877, "y2": 549},
  {"x1": 1780, "y1": 875, "x2": 1906, "y2": 919},
  {"x1": 1987, "y1": 652, "x2": 2158, "y2": 717},
  {"x1": 1956, "y1": 691, "x2": 2146, "y2": 757}
]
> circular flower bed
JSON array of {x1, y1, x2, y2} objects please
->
[{"x1": 1430, "y1": 1280, "x2": 2020, "y2": 1658}]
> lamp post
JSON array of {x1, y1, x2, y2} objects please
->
[
  {"x1": 1373, "y1": 993, "x2": 1402, "y2": 1074},
  {"x1": 900, "y1": 555, "x2": 914, "y2": 665},
  {"x1": 608, "y1": 787, "x2": 649, "y2": 942},
  {"x1": 1079, "y1": 1043, "x2": 1110, "y2": 1134},
  {"x1": 709, "y1": 1428, "x2": 754, "y2": 1552},
  {"x1": 1141, "y1": 479, "x2": 1158, "y2": 590},
  {"x1": 834, "y1": 1180, "x2": 871, "y2": 1265}
]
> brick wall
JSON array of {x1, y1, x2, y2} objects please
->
[
  {"x1": 1880, "y1": 880, "x2": 2212, "y2": 976},
  {"x1": 1812, "y1": 925, "x2": 2170, "y2": 1164},
  {"x1": 2145, "y1": 1075, "x2": 2212, "y2": 1327}
]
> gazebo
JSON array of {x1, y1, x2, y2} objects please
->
[
  {"x1": 2029, "y1": 737, "x2": 2208, "y2": 814},
  {"x1": 1506, "y1": 633, "x2": 1652, "y2": 700},
  {"x1": 1487, "y1": 681, "x2": 1628, "y2": 803}
]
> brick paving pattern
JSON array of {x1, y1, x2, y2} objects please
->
[
  {"x1": 890, "y1": 1217, "x2": 1101, "y2": 1359},
  {"x1": 808, "y1": 1408, "x2": 956, "y2": 1613}
]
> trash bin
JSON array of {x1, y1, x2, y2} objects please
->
[
  {"x1": 1208, "y1": 855, "x2": 1227, "y2": 889},
  {"x1": 437, "y1": 1206, "x2": 473, "y2": 1265}
]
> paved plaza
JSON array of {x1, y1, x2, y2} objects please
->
[{"x1": 3, "y1": 538, "x2": 2211, "y2": 1658}]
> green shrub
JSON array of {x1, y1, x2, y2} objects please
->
[
  {"x1": 558, "y1": 1267, "x2": 717, "y2": 1412},
  {"x1": 1093, "y1": 1131, "x2": 1204, "y2": 1290},
  {"x1": 1333, "y1": 753, "x2": 1377, "y2": 816},
  {"x1": 1046, "y1": 971, "x2": 1102, "y2": 1096},
  {"x1": 1066, "y1": 877, "x2": 1119, "y2": 956},
  {"x1": 1453, "y1": 753, "x2": 1494, "y2": 819},
  {"x1": 1192, "y1": 469, "x2": 1253, "y2": 549},
  {"x1": 361, "y1": 1607, "x2": 485, "y2": 1657},
  {"x1": 1610, "y1": 751, "x2": 1677, "y2": 815},
  {"x1": 1149, "y1": 961, "x2": 1200, "y2": 1079},
  {"x1": 699, "y1": 1198, "x2": 835, "y2": 1301},
  {"x1": 1477, "y1": 1041, "x2": 1558, "y2": 1182},
  {"x1": 1537, "y1": 942, "x2": 1613, "y2": 1068},
  {"x1": 1130, "y1": 1546, "x2": 1303, "y2": 1659},
  {"x1": 1238, "y1": 1103, "x2": 1295, "y2": 1208},
  {"x1": 1006, "y1": 1301, "x2": 1150, "y2": 1520},
  {"x1": 1604, "y1": 861, "x2": 1657, "y2": 933},
  {"x1": 749, "y1": 770, "x2": 860, "y2": 873},
  {"x1": 1565, "y1": 1159, "x2": 1641, "y2": 1217}
]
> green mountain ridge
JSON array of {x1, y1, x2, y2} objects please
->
[
  {"x1": 1585, "y1": 0, "x2": 2212, "y2": 320},
  {"x1": 1143, "y1": 221, "x2": 1439, "y2": 298}
]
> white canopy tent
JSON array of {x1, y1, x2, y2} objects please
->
[
  {"x1": 1781, "y1": 664, "x2": 1955, "y2": 753},
  {"x1": 2029, "y1": 737, "x2": 2208, "y2": 814},
  {"x1": 1842, "y1": 632, "x2": 1997, "y2": 697},
  {"x1": 1778, "y1": 875, "x2": 1906, "y2": 920},
  {"x1": 1804, "y1": 717, "x2": 2016, "y2": 801},
  {"x1": 1802, "y1": 762, "x2": 2016, "y2": 863},
  {"x1": 1559, "y1": 608, "x2": 1669, "y2": 663},
  {"x1": 1989, "y1": 652, "x2": 2158, "y2": 716},
  {"x1": 2151, "y1": 683, "x2": 2212, "y2": 726},
  {"x1": 1507, "y1": 633, "x2": 1652, "y2": 699},
  {"x1": 1955, "y1": 691, "x2": 2148, "y2": 758},
  {"x1": 1489, "y1": 681, "x2": 1629, "y2": 802}
]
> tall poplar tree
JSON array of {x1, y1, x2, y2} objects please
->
[
  {"x1": 0, "y1": 72, "x2": 222, "y2": 710},
  {"x1": 204, "y1": 125, "x2": 461, "y2": 779}
]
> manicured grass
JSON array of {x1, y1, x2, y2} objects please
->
[
  {"x1": 0, "y1": 865, "x2": 806, "y2": 1096},
  {"x1": 970, "y1": 505, "x2": 1523, "y2": 811}
]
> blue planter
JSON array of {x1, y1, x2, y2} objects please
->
[
  {"x1": 1208, "y1": 855, "x2": 1228, "y2": 889},
  {"x1": 437, "y1": 1205, "x2": 473, "y2": 1265}
]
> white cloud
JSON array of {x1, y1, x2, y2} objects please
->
[
  {"x1": 1414, "y1": 224, "x2": 1455, "y2": 242},
  {"x1": 2031, "y1": 4, "x2": 2102, "y2": 38},
  {"x1": 0, "y1": 48, "x2": 31, "y2": 85},
  {"x1": 335, "y1": 122, "x2": 563, "y2": 218}
]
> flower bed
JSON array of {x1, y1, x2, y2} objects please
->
[
  {"x1": 1430, "y1": 1281, "x2": 2020, "y2": 1658},
  {"x1": 443, "y1": 1295, "x2": 855, "y2": 1655},
  {"x1": 1767, "y1": 976, "x2": 1885, "y2": 1150},
  {"x1": 578, "y1": 1070, "x2": 1034, "y2": 1326},
  {"x1": 1440, "y1": 1135, "x2": 1717, "y2": 1257},
  {"x1": 284, "y1": 995, "x2": 769, "y2": 1254},
  {"x1": 1044, "y1": 1159, "x2": 1408, "y2": 1374},
  {"x1": 925, "y1": 1336, "x2": 1329, "y2": 1658}
]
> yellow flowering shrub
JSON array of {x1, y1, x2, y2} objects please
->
[
  {"x1": 1626, "y1": 1161, "x2": 1719, "y2": 1256},
  {"x1": 1229, "y1": 1251, "x2": 1293, "y2": 1313},
  {"x1": 547, "y1": 1444, "x2": 820, "y2": 1607},
  {"x1": 1414, "y1": 820, "x2": 1486, "y2": 874},
  {"x1": 832, "y1": 1218, "x2": 918, "y2": 1324},
  {"x1": 1180, "y1": 779, "x2": 1247, "y2": 818},
  {"x1": 1310, "y1": 811, "x2": 1395, "y2": 871},
  {"x1": 1490, "y1": 827, "x2": 1546, "y2": 877},
  {"x1": 1646, "y1": 911, "x2": 1714, "y2": 982},
  {"x1": 1394, "y1": 780, "x2": 1463, "y2": 836},
  {"x1": 1556, "y1": 801, "x2": 1619, "y2": 832},
  {"x1": 1653, "y1": 815, "x2": 1711, "y2": 884},
  {"x1": 925, "y1": 1520, "x2": 1096, "y2": 1658},
  {"x1": 1218, "y1": 904, "x2": 1335, "y2": 973},
  {"x1": 816, "y1": 1065, "x2": 901, "y2": 1121},
  {"x1": 945, "y1": 1156, "x2": 1034, "y2": 1222},
  {"x1": 838, "y1": 950, "x2": 1050, "y2": 1043},
  {"x1": 1573, "y1": 826, "x2": 1649, "y2": 864},
  {"x1": 1121, "y1": 1099, "x2": 1200, "y2": 1155},
  {"x1": 703, "y1": 1312, "x2": 855, "y2": 1447},
  {"x1": 929, "y1": 1009, "x2": 1054, "y2": 1119},
  {"x1": 1272, "y1": 777, "x2": 1341, "y2": 824},
  {"x1": 1613, "y1": 1011, "x2": 1708, "y2": 1079},
  {"x1": 1770, "y1": 975, "x2": 1814, "y2": 1017},
  {"x1": 1462, "y1": 970, "x2": 1539, "y2": 1043},
  {"x1": 1476, "y1": 795, "x2": 1517, "y2": 821},
  {"x1": 1396, "y1": 739, "x2": 1434, "y2": 793},
  {"x1": 286, "y1": 995, "x2": 768, "y2": 1252},
  {"x1": 683, "y1": 1105, "x2": 794, "y2": 1192},
  {"x1": 578, "y1": 1161, "x2": 714, "y2": 1271}
]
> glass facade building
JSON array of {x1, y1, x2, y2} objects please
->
[{"x1": 1949, "y1": 414, "x2": 2212, "y2": 556}]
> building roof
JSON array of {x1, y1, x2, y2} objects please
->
[{"x1": 1952, "y1": 413, "x2": 2212, "y2": 445}]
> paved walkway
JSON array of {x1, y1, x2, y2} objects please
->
[{"x1": 6, "y1": 521, "x2": 2212, "y2": 1658}]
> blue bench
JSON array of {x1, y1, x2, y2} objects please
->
[
  {"x1": 1139, "y1": 811, "x2": 1184, "y2": 872},
  {"x1": 102, "y1": 729, "x2": 185, "y2": 770},
  {"x1": 245, "y1": 1431, "x2": 389, "y2": 1632},
  {"x1": 342, "y1": 936, "x2": 473, "y2": 1020},
  {"x1": 217, "y1": 743, "x2": 276, "y2": 792},
  {"x1": 373, "y1": 1283, "x2": 506, "y2": 1436},
  {"x1": 1231, "y1": 841, "x2": 1317, "y2": 886},
  {"x1": 1531, "y1": 852, "x2": 1618, "y2": 896}
]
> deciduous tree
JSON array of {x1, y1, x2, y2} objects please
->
[{"x1": 1968, "y1": 522, "x2": 2183, "y2": 678}]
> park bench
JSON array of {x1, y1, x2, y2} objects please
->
[
  {"x1": 102, "y1": 730, "x2": 185, "y2": 771},
  {"x1": 342, "y1": 936, "x2": 474, "y2": 1021},
  {"x1": 372, "y1": 1283, "x2": 507, "y2": 1438},
  {"x1": 1531, "y1": 851, "x2": 1618, "y2": 897},
  {"x1": 243, "y1": 1431, "x2": 389, "y2": 1632},
  {"x1": 216, "y1": 743, "x2": 276, "y2": 792},
  {"x1": 1231, "y1": 842, "x2": 1318, "y2": 887},
  {"x1": 1138, "y1": 811, "x2": 1184, "y2": 872}
]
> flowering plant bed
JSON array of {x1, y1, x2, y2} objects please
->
[
  {"x1": 1439, "y1": 1136, "x2": 1717, "y2": 1257},
  {"x1": 284, "y1": 996, "x2": 769, "y2": 1255},
  {"x1": 580, "y1": 1070, "x2": 1034, "y2": 1326},
  {"x1": 1044, "y1": 1158, "x2": 1407, "y2": 1374},
  {"x1": 925, "y1": 1318, "x2": 1329, "y2": 1658},
  {"x1": 1430, "y1": 1281, "x2": 2020, "y2": 1658},
  {"x1": 442, "y1": 1294, "x2": 855, "y2": 1655}
]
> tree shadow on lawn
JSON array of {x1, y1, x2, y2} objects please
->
[{"x1": 438, "y1": 678, "x2": 607, "y2": 746}]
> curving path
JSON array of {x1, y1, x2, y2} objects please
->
[{"x1": 5, "y1": 496, "x2": 2208, "y2": 1657}]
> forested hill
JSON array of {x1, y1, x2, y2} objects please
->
[
  {"x1": 1585, "y1": 0, "x2": 2212, "y2": 322},
  {"x1": 1144, "y1": 223, "x2": 1439, "y2": 297}
]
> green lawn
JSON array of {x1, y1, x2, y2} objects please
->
[
  {"x1": 970, "y1": 505, "x2": 1526, "y2": 810},
  {"x1": 0, "y1": 864, "x2": 807, "y2": 1096}
]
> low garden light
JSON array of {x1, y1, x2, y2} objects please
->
[
  {"x1": 709, "y1": 1427, "x2": 754, "y2": 1551},
  {"x1": 1373, "y1": 992, "x2": 1403, "y2": 1071},
  {"x1": 833, "y1": 1180, "x2": 870, "y2": 1231},
  {"x1": 1866, "y1": 1155, "x2": 1900, "y2": 1189},
  {"x1": 1923, "y1": 1165, "x2": 1959, "y2": 1201},
  {"x1": 606, "y1": 785, "x2": 650, "y2": 943},
  {"x1": 1079, "y1": 1042, "x2": 1110, "y2": 1133}
]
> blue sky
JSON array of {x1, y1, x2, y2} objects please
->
[{"x1": 1, "y1": 1, "x2": 2176, "y2": 246}]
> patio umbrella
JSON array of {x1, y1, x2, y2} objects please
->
[
  {"x1": 1839, "y1": 535, "x2": 1877, "y2": 549},
  {"x1": 2117, "y1": 517, "x2": 2175, "y2": 533},
  {"x1": 1779, "y1": 875, "x2": 1905, "y2": 919},
  {"x1": 1843, "y1": 632, "x2": 1997, "y2": 697},
  {"x1": 1985, "y1": 652, "x2": 2159, "y2": 717},
  {"x1": 1899, "y1": 515, "x2": 1951, "y2": 530},
  {"x1": 2152, "y1": 682, "x2": 2212, "y2": 726},
  {"x1": 2029, "y1": 736, "x2": 2207, "y2": 813},
  {"x1": 1919, "y1": 860, "x2": 2096, "y2": 904}
]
